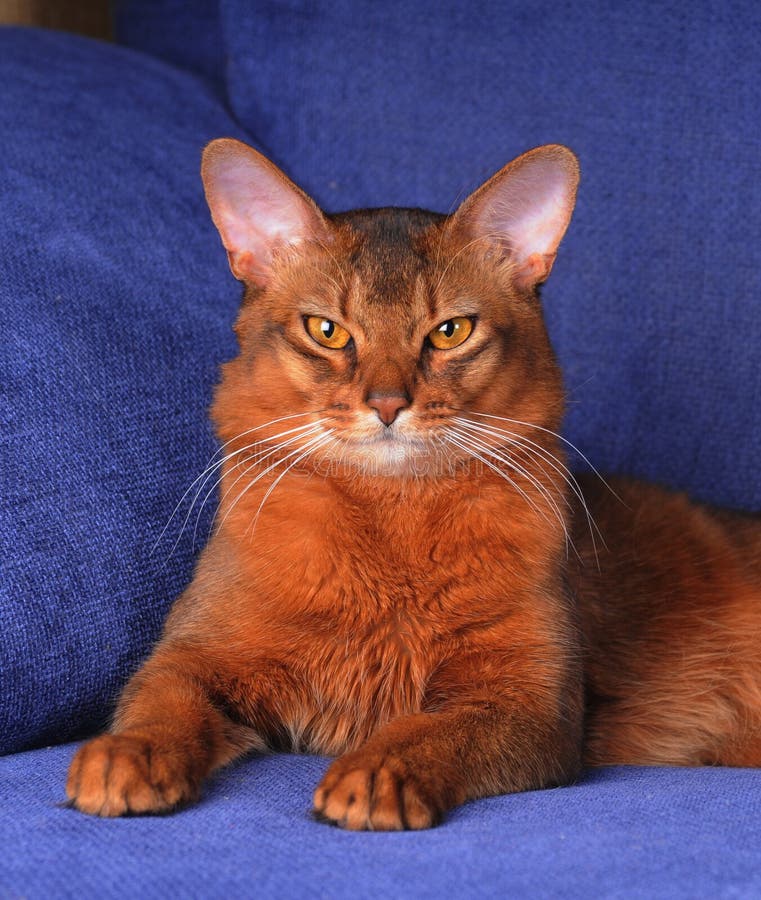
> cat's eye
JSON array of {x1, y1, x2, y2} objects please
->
[
  {"x1": 304, "y1": 316, "x2": 352, "y2": 349},
  {"x1": 428, "y1": 317, "x2": 474, "y2": 350}
]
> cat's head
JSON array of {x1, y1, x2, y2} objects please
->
[{"x1": 201, "y1": 140, "x2": 578, "y2": 479}]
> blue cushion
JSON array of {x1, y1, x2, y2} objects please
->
[
  {"x1": 2, "y1": 743, "x2": 761, "y2": 897},
  {"x1": 3, "y1": 0, "x2": 760, "y2": 772},
  {"x1": 221, "y1": 0, "x2": 761, "y2": 510},
  {"x1": 114, "y1": 0, "x2": 225, "y2": 94},
  {"x1": 0, "y1": 27, "x2": 246, "y2": 754},
  {"x1": 2, "y1": 12, "x2": 760, "y2": 898}
]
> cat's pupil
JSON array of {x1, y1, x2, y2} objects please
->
[
  {"x1": 440, "y1": 321, "x2": 456, "y2": 338},
  {"x1": 321, "y1": 320, "x2": 335, "y2": 338}
]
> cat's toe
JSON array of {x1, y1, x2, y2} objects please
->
[
  {"x1": 312, "y1": 752, "x2": 441, "y2": 831},
  {"x1": 66, "y1": 733, "x2": 197, "y2": 817}
]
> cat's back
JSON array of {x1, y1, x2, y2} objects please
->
[
  {"x1": 569, "y1": 475, "x2": 761, "y2": 614},
  {"x1": 568, "y1": 475, "x2": 761, "y2": 766}
]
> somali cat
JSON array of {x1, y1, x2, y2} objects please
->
[{"x1": 66, "y1": 139, "x2": 761, "y2": 828}]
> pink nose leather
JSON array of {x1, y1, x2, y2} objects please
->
[{"x1": 367, "y1": 394, "x2": 409, "y2": 426}]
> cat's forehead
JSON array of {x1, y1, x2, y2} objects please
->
[{"x1": 325, "y1": 208, "x2": 444, "y2": 335}]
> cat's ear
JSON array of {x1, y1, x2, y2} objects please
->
[
  {"x1": 450, "y1": 145, "x2": 579, "y2": 290},
  {"x1": 201, "y1": 139, "x2": 331, "y2": 285}
]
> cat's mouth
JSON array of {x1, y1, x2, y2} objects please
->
[
  {"x1": 320, "y1": 421, "x2": 455, "y2": 477},
  {"x1": 368, "y1": 426, "x2": 424, "y2": 446},
  {"x1": 338, "y1": 415, "x2": 432, "y2": 448},
  {"x1": 336, "y1": 428, "x2": 429, "y2": 452}
]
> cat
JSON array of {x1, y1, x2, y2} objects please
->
[{"x1": 66, "y1": 139, "x2": 761, "y2": 829}]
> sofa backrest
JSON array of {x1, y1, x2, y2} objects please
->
[
  {"x1": 117, "y1": 0, "x2": 761, "y2": 509},
  {"x1": 3, "y1": 1, "x2": 760, "y2": 757}
]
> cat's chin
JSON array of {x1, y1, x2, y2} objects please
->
[{"x1": 320, "y1": 432, "x2": 468, "y2": 479}]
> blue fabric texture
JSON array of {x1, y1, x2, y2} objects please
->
[
  {"x1": 2, "y1": 4, "x2": 761, "y2": 898},
  {"x1": 2, "y1": 743, "x2": 761, "y2": 898},
  {"x1": 0, "y1": 27, "x2": 244, "y2": 754},
  {"x1": 3, "y1": 4, "x2": 759, "y2": 757},
  {"x1": 113, "y1": 0, "x2": 226, "y2": 95},
  {"x1": 221, "y1": 0, "x2": 761, "y2": 509}
]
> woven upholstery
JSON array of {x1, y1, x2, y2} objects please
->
[{"x1": 2, "y1": 4, "x2": 760, "y2": 896}]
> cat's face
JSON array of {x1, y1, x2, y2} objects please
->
[{"x1": 202, "y1": 142, "x2": 578, "y2": 478}]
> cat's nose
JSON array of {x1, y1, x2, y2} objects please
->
[{"x1": 366, "y1": 393, "x2": 410, "y2": 427}]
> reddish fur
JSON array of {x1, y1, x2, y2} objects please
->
[
  {"x1": 571, "y1": 478, "x2": 761, "y2": 768},
  {"x1": 67, "y1": 142, "x2": 761, "y2": 828}
]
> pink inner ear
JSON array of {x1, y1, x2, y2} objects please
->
[
  {"x1": 464, "y1": 147, "x2": 579, "y2": 286},
  {"x1": 485, "y1": 166, "x2": 571, "y2": 261},
  {"x1": 202, "y1": 140, "x2": 327, "y2": 284}
]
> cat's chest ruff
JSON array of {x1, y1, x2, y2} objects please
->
[
  {"x1": 236, "y1": 479, "x2": 537, "y2": 754},
  {"x1": 293, "y1": 603, "x2": 437, "y2": 755}
]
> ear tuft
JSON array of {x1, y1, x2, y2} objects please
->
[
  {"x1": 451, "y1": 145, "x2": 580, "y2": 289},
  {"x1": 201, "y1": 139, "x2": 330, "y2": 285}
]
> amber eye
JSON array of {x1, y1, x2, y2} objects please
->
[
  {"x1": 428, "y1": 317, "x2": 474, "y2": 350},
  {"x1": 305, "y1": 316, "x2": 352, "y2": 349}
]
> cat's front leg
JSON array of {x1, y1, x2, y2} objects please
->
[
  {"x1": 313, "y1": 651, "x2": 583, "y2": 830},
  {"x1": 66, "y1": 644, "x2": 260, "y2": 817}
]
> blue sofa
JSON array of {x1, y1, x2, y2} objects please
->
[{"x1": 2, "y1": 2, "x2": 760, "y2": 895}]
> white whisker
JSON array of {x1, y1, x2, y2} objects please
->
[
  {"x1": 441, "y1": 429, "x2": 561, "y2": 542},
  {"x1": 445, "y1": 426, "x2": 572, "y2": 552},
  {"x1": 453, "y1": 416, "x2": 604, "y2": 564},
  {"x1": 467, "y1": 411, "x2": 624, "y2": 504},
  {"x1": 218, "y1": 428, "x2": 331, "y2": 534},
  {"x1": 246, "y1": 430, "x2": 336, "y2": 540},
  {"x1": 195, "y1": 421, "x2": 328, "y2": 543},
  {"x1": 448, "y1": 424, "x2": 569, "y2": 525},
  {"x1": 152, "y1": 410, "x2": 323, "y2": 558}
]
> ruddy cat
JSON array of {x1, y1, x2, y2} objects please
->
[{"x1": 66, "y1": 139, "x2": 761, "y2": 829}]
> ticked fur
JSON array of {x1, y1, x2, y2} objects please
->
[{"x1": 66, "y1": 140, "x2": 761, "y2": 829}]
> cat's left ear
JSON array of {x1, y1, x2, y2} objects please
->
[
  {"x1": 449, "y1": 145, "x2": 580, "y2": 290},
  {"x1": 201, "y1": 138, "x2": 331, "y2": 285}
]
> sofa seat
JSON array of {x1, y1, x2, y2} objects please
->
[
  {"x1": 3, "y1": 743, "x2": 760, "y2": 897},
  {"x1": 2, "y1": 4, "x2": 761, "y2": 896}
]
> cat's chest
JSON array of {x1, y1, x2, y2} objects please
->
[
  {"x1": 287, "y1": 603, "x2": 436, "y2": 754},
  {"x1": 243, "y1": 488, "x2": 497, "y2": 625},
  {"x1": 270, "y1": 537, "x2": 515, "y2": 755},
  {"x1": 230, "y1": 483, "x2": 520, "y2": 753}
]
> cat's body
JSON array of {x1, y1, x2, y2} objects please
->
[
  {"x1": 571, "y1": 478, "x2": 761, "y2": 768},
  {"x1": 66, "y1": 142, "x2": 761, "y2": 828}
]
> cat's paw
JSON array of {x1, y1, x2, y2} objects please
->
[
  {"x1": 312, "y1": 750, "x2": 444, "y2": 831},
  {"x1": 66, "y1": 733, "x2": 200, "y2": 817}
]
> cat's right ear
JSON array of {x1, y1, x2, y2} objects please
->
[
  {"x1": 201, "y1": 139, "x2": 330, "y2": 285},
  {"x1": 449, "y1": 145, "x2": 580, "y2": 291}
]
